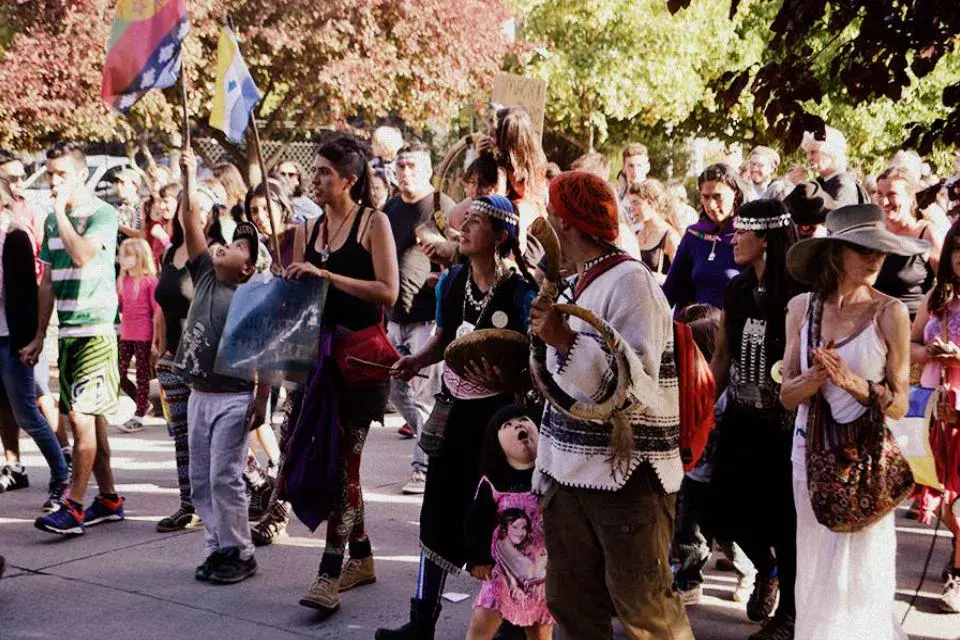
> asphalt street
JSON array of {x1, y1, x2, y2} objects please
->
[{"x1": 1, "y1": 396, "x2": 957, "y2": 640}]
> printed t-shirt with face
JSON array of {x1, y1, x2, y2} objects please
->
[
  {"x1": 39, "y1": 197, "x2": 119, "y2": 337},
  {"x1": 173, "y1": 249, "x2": 253, "y2": 393}
]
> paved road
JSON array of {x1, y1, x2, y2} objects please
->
[{"x1": 1, "y1": 399, "x2": 957, "y2": 640}]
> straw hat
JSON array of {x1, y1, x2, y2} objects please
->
[{"x1": 786, "y1": 204, "x2": 929, "y2": 285}]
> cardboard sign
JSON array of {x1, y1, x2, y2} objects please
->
[{"x1": 493, "y1": 73, "x2": 547, "y2": 141}]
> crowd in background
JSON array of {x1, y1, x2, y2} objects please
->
[{"x1": 1, "y1": 112, "x2": 959, "y2": 640}]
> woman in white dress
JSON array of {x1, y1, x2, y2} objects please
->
[{"x1": 780, "y1": 203, "x2": 929, "y2": 640}]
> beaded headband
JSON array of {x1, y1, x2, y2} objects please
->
[
  {"x1": 734, "y1": 213, "x2": 792, "y2": 231},
  {"x1": 471, "y1": 198, "x2": 519, "y2": 227}
]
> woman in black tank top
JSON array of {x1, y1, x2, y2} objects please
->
[{"x1": 283, "y1": 134, "x2": 399, "y2": 613}]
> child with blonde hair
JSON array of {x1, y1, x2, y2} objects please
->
[{"x1": 116, "y1": 238, "x2": 159, "y2": 433}]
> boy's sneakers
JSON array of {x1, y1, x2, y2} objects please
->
[
  {"x1": 35, "y1": 499, "x2": 85, "y2": 535},
  {"x1": 83, "y1": 494, "x2": 125, "y2": 526},
  {"x1": 208, "y1": 548, "x2": 257, "y2": 584},
  {"x1": 195, "y1": 549, "x2": 227, "y2": 581},
  {"x1": 42, "y1": 480, "x2": 70, "y2": 513},
  {"x1": 0, "y1": 464, "x2": 29, "y2": 493},
  {"x1": 156, "y1": 505, "x2": 201, "y2": 532},
  {"x1": 116, "y1": 417, "x2": 145, "y2": 434}
]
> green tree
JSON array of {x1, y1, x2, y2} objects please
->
[{"x1": 513, "y1": 0, "x2": 767, "y2": 155}]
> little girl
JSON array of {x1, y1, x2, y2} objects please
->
[
  {"x1": 116, "y1": 238, "x2": 159, "y2": 433},
  {"x1": 464, "y1": 405, "x2": 553, "y2": 640}
]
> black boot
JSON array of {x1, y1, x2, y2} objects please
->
[{"x1": 374, "y1": 598, "x2": 440, "y2": 639}]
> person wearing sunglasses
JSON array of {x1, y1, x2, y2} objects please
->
[{"x1": 273, "y1": 160, "x2": 322, "y2": 223}]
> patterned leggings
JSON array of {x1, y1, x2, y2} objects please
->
[
  {"x1": 156, "y1": 356, "x2": 192, "y2": 509},
  {"x1": 119, "y1": 340, "x2": 152, "y2": 417},
  {"x1": 318, "y1": 417, "x2": 371, "y2": 577}
]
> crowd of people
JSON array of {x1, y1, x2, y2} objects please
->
[{"x1": 1, "y1": 111, "x2": 959, "y2": 640}]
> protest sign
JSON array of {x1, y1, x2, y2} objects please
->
[
  {"x1": 492, "y1": 73, "x2": 547, "y2": 141},
  {"x1": 215, "y1": 274, "x2": 328, "y2": 383}
]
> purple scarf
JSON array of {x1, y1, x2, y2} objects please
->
[{"x1": 282, "y1": 327, "x2": 340, "y2": 532}]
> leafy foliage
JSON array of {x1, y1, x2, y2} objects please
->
[
  {"x1": 679, "y1": 0, "x2": 960, "y2": 156},
  {"x1": 515, "y1": 0, "x2": 764, "y2": 153},
  {"x1": 0, "y1": 0, "x2": 511, "y2": 154}
]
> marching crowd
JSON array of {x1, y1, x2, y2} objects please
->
[{"x1": 1, "y1": 109, "x2": 959, "y2": 640}]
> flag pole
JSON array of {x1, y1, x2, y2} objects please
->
[
  {"x1": 179, "y1": 48, "x2": 191, "y2": 222},
  {"x1": 250, "y1": 119, "x2": 283, "y2": 270}
]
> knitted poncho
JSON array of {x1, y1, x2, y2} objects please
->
[{"x1": 534, "y1": 258, "x2": 683, "y2": 494}]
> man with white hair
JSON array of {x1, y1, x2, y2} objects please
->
[{"x1": 801, "y1": 126, "x2": 868, "y2": 206}]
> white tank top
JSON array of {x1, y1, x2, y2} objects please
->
[{"x1": 792, "y1": 295, "x2": 888, "y2": 469}]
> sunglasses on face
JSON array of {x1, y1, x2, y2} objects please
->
[{"x1": 845, "y1": 242, "x2": 883, "y2": 257}]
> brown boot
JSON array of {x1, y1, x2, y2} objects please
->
[
  {"x1": 339, "y1": 556, "x2": 376, "y2": 592},
  {"x1": 299, "y1": 574, "x2": 341, "y2": 612}
]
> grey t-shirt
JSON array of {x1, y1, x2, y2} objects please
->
[{"x1": 174, "y1": 250, "x2": 252, "y2": 393}]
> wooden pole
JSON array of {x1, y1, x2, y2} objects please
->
[
  {"x1": 179, "y1": 52, "x2": 191, "y2": 220},
  {"x1": 250, "y1": 118, "x2": 284, "y2": 270}
]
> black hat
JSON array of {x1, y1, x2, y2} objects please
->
[
  {"x1": 232, "y1": 221, "x2": 262, "y2": 269},
  {"x1": 785, "y1": 181, "x2": 837, "y2": 227}
]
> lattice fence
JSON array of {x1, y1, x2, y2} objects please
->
[{"x1": 194, "y1": 137, "x2": 322, "y2": 196}]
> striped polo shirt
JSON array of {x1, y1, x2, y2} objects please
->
[{"x1": 39, "y1": 197, "x2": 119, "y2": 338}]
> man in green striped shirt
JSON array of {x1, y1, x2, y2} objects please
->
[{"x1": 27, "y1": 142, "x2": 124, "y2": 536}]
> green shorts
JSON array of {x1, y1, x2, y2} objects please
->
[{"x1": 58, "y1": 335, "x2": 120, "y2": 416}]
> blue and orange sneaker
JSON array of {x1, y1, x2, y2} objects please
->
[
  {"x1": 83, "y1": 494, "x2": 125, "y2": 526},
  {"x1": 35, "y1": 498, "x2": 85, "y2": 536}
]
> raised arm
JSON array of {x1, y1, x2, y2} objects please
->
[
  {"x1": 179, "y1": 148, "x2": 206, "y2": 262},
  {"x1": 53, "y1": 195, "x2": 101, "y2": 268}
]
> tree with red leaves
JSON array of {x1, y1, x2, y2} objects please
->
[{"x1": 0, "y1": 0, "x2": 511, "y2": 157}]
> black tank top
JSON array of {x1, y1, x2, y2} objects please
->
[{"x1": 304, "y1": 209, "x2": 381, "y2": 330}]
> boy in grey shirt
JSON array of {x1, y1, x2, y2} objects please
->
[{"x1": 176, "y1": 148, "x2": 269, "y2": 584}]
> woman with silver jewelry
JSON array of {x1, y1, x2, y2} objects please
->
[
  {"x1": 709, "y1": 199, "x2": 801, "y2": 640},
  {"x1": 377, "y1": 195, "x2": 537, "y2": 640}
]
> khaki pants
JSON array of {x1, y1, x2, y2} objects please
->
[{"x1": 543, "y1": 464, "x2": 695, "y2": 640}]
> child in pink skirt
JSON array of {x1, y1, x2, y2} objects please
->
[{"x1": 464, "y1": 405, "x2": 553, "y2": 640}]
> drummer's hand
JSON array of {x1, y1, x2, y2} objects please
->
[
  {"x1": 530, "y1": 296, "x2": 575, "y2": 355},
  {"x1": 463, "y1": 357, "x2": 505, "y2": 390},
  {"x1": 391, "y1": 355, "x2": 422, "y2": 382}
]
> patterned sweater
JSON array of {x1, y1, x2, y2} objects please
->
[{"x1": 535, "y1": 258, "x2": 683, "y2": 494}]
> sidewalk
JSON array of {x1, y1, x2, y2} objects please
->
[{"x1": 0, "y1": 403, "x2": 957, "y2": 639}]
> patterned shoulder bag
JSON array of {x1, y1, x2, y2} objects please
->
[{"x1": 804, "y1": 292, "x2": 915, "y2": 533}]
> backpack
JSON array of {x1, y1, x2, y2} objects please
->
[{"x1": 674, "y1": 320, "x2": 716, "y2": 471}]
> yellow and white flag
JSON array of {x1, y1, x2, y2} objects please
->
[{"x1": 209, "y1": 26, "x2": 260, "y2": 143}]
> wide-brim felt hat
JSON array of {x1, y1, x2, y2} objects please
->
[
  {"x1": 787, "y1": 203, "x2": 930, "y2": 285},
  {"x1": 785, "y1": 180, "x2": 837, "y2": 227}
]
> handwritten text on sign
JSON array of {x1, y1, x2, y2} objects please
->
[{"x1": 493, "y1": 73, "x2": 547, "y2": 141}]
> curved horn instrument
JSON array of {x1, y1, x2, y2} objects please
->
[{"x1": 526, "y1": 218, "x2": 635, "y2": 431}]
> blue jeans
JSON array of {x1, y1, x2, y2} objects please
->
[{"x1": 0, "y1": 337, "x2": 68, "y2": 483}]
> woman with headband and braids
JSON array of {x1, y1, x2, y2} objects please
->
[{"x1": 377, "y1": 195, "x2": 537, "y2": 639}]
